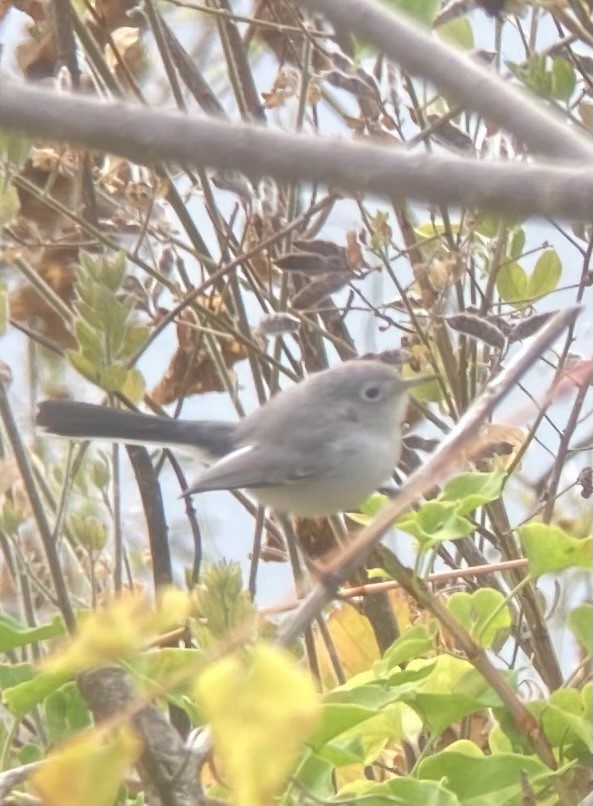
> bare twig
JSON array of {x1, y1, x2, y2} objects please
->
[
  {"x1": 277, "y1": 305, "x2": 581, "y2": 642},
  {"x1": 276, "y1": 307, "x2": 581, "y2": 779},
  {"x1": 0, "y1": 380, "x2": 76, "y2": 632},
  {"x1": 300, "y1": 0, "x2": 593, "y2": 162},
  {"x1": 78, "y1": 667, "x2": 202, "y2": 806},
  {"x1": 0, "y1": 81, "x2": 592, "y2": 219}
]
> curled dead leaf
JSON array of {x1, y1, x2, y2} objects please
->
[
  {"x1": 150, "y1": 295, "x2": 248, "y2": 405},
  {"x1": 262, "y1": 66, "x2": 300, "y2": 108},
  {"x1": 243, "y1": 214, "x2": 280, "y2": 284},
  {"x1": 460, "y1": 423, "x2": 527, "y2": 469},
  {"x1": 104, "y1": 26, "x2": 148, "y2": 86},
  {"x1": 248, "y1": 0, "x2": 329, "y2": 71},
  {"x1": 10, "y1": 245, "x2": 79, "y2": 347}
]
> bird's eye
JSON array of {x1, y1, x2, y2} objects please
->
[{"x1": 361, "y1": 383, "x2": 383, "y2": 402}]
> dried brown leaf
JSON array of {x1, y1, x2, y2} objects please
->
[
  {"x1": 150, "y1": 296, "x2": 248, "y2": 405},
  {"x1": 16, "y1": 21, "x2": 57, "y2": 79},
  {"x1": 291, "y1": 272, "x2": 351, "y2": 310},
  {"x1": 292, "y1": 239, "x2": 345, "y2": 259},
  {"x1": 10, "y1": 245, "x2": 78, "y2": 346},
  {"x1": 508, "y1": 311, "x2": 556, "y2": 342},
  {"x1": 345, "y1": 230, "x2": 365, "y2": 271},
  {"x1": 275, "y1": 251, "x2": 347, "y2": 275},
  {"x1": 446, "y1": 313, "x2": 507, "y2": 351}
]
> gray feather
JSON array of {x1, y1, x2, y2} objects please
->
[{"x1": 36, "y1": 401, "x2": 236, "y2": 459}]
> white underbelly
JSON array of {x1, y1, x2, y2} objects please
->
[{"x1": 248, "y1": 439, "x2": 398, "y2": 516}]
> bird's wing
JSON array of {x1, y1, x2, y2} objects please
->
[{"x1": 182, "y1": 443, "x2": 329, "y2": 495}]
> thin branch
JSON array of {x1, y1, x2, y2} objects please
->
[
  {"x1": 77, "y1": 667, "x2": 203, "y2": 806},
  {"x1": 0, "y1": 81, "x2": 592, "y2": 219},
  {"x1": 0, "y1": 381, "x2": 76, "y2": 632},
  {"x1": 542, "y1": 377, "x2": 591, "y2": 523},
  {"x1": 300, "y1": 0, "x2": 593, "y2": 162},
  {"x1": 277, "y1": 305, "x2": 582, "y2": 644}
]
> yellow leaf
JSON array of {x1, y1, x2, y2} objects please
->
[
  {"x1": 45, "y1": 588, "x2": 191, "y2": 676},
  {"x1": 155, "y1": 586, "x2": 193, "y2": 630},
  {"x1": 315, "y1": 604, "x2": 380, "y2": 682},
  {"x1": 120, "y1": 367, "x2": 145, "y2": 404},
  {"x1": 196, "y1": 644, "x2": 320, "y2": 806},
  {"x1": 31, "y1": 726, "x2": 140, "y2": 806}
]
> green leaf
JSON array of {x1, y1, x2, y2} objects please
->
[
  {"x1": 73, "y1": 299, "x2": 102, "y2": 330},
  {"x1": 508, "y1": 227, "x2": 525, "y2": 260},
  {"x1": 476, "y1": 214, "x2": 502, "y2": 239},
  {"x1": 446, "y1": 589, "x2": 511, "y2": 648},
  {"x1": 75, "y1": 319, "x2": 104, "y2": 362},
  {"x1": 403, "y1": 657, "x2": 504, "y2": 734},
  {"x1": 295, "y1": 752, "x2": 334, "y2": 800},
  {"x1": 128, "y1": 654, "x2": 201, "y2": 720},
  {"x1": 129, "y1": 647, "x2": 203, "y2": 697},
  {"x1": 45, "y1": 683, "x2": 92, "y2": 745},
  {"x1": 568, "y1": 604, "x2": 592, "y2": 657},
  {"x1": 311, "y1": 703, "x2": 379, "y2": 762},
  {"x1": 19, "y1": 744, "x2": 43, "y2": 765},
  {"x1": 495, "y1": 261, "x2": 528, "y2": 306},
  {"x1": 476, "y1": 212, "x2": 525, "y2": 240},
  {"x1": 384, "y1": 0, "x2": 439, "y2": 26},
  {"x1": 312, "y1": 667, "x2": 434, "y2": 753},
  {"x1": 488, "y1": 723, "x2": 514, "y2": 755},
  {"x1": 0, "y1": 497, "x2": 25, "y2": 535},
  {"x1": 317, "y1": 712, "x2": 385, "y2": 766},
  {"x1": 0, "y1": 614, "x2": 65, "y2": 651},
  {"x1": 551, "y1": 57, "x2": 576, "y2": 100},
  {"x1": 102, "y1": 251, "x2": 127, "y2": 292},
  {"x1": 95, "y1": 287, "x2": 127, "y2": 354},
  {"x1": 418, "y1": 745, "x2": 555, "y2": 805},
  {"x1": 436, "y1": 17, "x2": 473, "y2": 50},
  {"x1": 529, "y1": 54, "x2": 552, "y2": 97},
  {"x1": 78, "y1": 251, "x2": 101, "y2": 282},
  {"x1": 397, "y1": 501, "x2": 473, "y2": 546},
  {"x1": 414, "y1": 221, "x2": 448, "y2": 240},
  {"x1": 90, "y1": 456, "x2": 111, "y2": 489},
  {"x1": 68, "y1": 513, "x2": 108, "y2": 552},
  {"x1": 97, "y1": 364, "x2": 128, "y2": 394},
  {"x1": 583, "y1": 681, "x2": 591, "y2": 721},
  {"x1": 510, "y1": 54, "x2": 553, "y2": 98},
  {"x1": 440, "y1": 470, "x2": 506, "y2": 516},
  {"x1": 337, "y1": 776, "x2": 461, "y2": 806},
  {"x1": 67, "y1": 349, "x2": 100, "y2": 385},
  {"x1": 119, "y1": 325, "x2": 149, "y2": 361},
  {"x1": 519, "y1": 523, "x2": 592, "y2": 577},
  {"x1": 356, "y1": 493, "x2": 388, "y2": 521},
  {"x1": 3, "y1": 669, "x2": 72, "y2": 717},
  {"x1": 541, "y1": 688, "x2": 592, "y2": 753},
  {"x1": 120, "y1": 367, "x2": 145, "y2": 404},
  {"x1": 380, "y1": 622, "x2": 438, "y2": 671},
  {"x1": 74, "y1": 271, "x2": 97, "y2": 308},
  {"x1": 366, "y1": 567, "x2": 391, "y2": 581},
  {"x1": 0, "y1": 662, "x2": 36, "y2": 690},
  {"x1": 528, "y1": 249, "x2": 562, "y2": 301},
  {"x1": 192, "y1": 562, "x2": 256, "y2": 651}
]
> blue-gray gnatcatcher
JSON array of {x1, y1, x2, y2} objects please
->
[{"x1": 36, "y1": 359, "x2": 428, "y2": 516}]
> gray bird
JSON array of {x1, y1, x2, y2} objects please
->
[{"x1": 36, "y1": 359, "x2": 428, "y2": 516}]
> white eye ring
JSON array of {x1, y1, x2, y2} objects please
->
[{"x1": 361, "y1": 383, "x2": 383, "y2": 402}]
